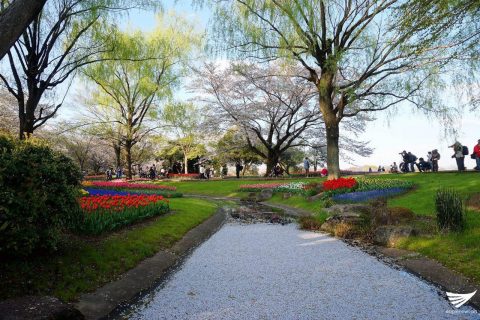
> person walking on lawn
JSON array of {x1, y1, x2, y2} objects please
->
[
  {"x1": 473, "y1": 140, "x2": 480, "y2": 171},
  {"x1": 303, "y1": 157, "x2": 310, "y2": 177},
  {"x1": 449, "y1": 141, "x2": 466, "y2": 171}
]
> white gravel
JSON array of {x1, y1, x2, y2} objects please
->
[{"x1": 120, "y1": 223, "x2": 478, "y2": 320}]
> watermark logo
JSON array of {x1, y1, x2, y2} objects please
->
[{"x1": 446, "y1": 290, "x2": 477, "y2": 309}]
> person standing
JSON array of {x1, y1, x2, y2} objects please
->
[
  {"x1": 449, "y1": 141, "x2": 465, "y2": 171},
  {"x1": 303, "y1": 157, "x2": 310, "y2": 177},
  {"x1": 235, "y1": 161, "x2": 243, "y2": 179},
  {"x1": 431, "y1": 149, "x2": 440, "y2": 172},
  {"x1": 473, "y1": 139, "x2": 480, "y2": 171}
]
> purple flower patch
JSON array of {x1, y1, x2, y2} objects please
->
[{"x1": 332, "y1": 187, "x2": 408, "y2": 203}]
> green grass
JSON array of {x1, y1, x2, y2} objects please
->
[
  {"x1": 155, "y1": 177, "x2": 319, "y2": 197},
  {"x1": 397, "y1": 210, "x2": 480, "y2": 283},
  {"x1": 368, "y1": 172, "x2": 480, "y2": 215},
  {"x1": 266, "y1": 194, "x2": 323, "y2": 214},
  {"x1": 0, "y1": 198, "x2": 218, "y2": 301}
]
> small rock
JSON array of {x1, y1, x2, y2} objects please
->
[{"x1": 282, "y1": 192, "x2": 292, "y2": 199}]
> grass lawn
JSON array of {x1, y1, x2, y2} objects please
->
[
  {"x1": 155, "y1": 177, "x2": 319, "y2": 197},
  {"x1": 0, "y1": 198, "x2": 218, "y2": 301}
]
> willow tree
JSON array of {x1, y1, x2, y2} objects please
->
[
  {"x1": 83, "y1": 15, "x2": 202, "y2": 178},
  {"x1": 161, "y1": 102, "x2": 205, "y2": 174},
  {"x1": 206, "y1": 0, "x2": 461, "y2": 178}
]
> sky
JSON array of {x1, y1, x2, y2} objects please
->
[{"x1": 68, "y1": 1, "x2": 479, "y2": 171}]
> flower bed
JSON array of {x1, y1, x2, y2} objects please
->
[
  {"x1": 323, "y1": 177, "x2": 357, "y2": 192},
  {"x1": 75, "y1": 194, "x2": 169, "y2": 234},
  {"x1": 84, "y1": 181, "x2": 176, "y2": 191},
  {"x1": 332, "y1": 188, "x2": 409, "y2": 203},
  {"x1": 85, "y1": 188, "x2": 183, "y2": 198},
  {"x1": 239, "y1": 182, "x2": 316, "y2": 195}
]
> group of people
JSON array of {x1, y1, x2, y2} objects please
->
[
  {"x1": 389, "y1": 150, "x2": 440, "y2": 173},
  {"x1": 105, "y1": 166, "x2": 124, "y2": 180},
  {"x1": 389, "y1": 140, "x2": 480, "y2": 173},
  {"x1": 303, "y1": 157, "x2": 328, "y2": 177}
]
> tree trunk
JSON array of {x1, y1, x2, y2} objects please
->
[
  {"x1": 113, "y1": 143, "x2": 121, "y2": 168},
  {"x1": 0, "y1": 0, "x2": 47, "y2": 60},
  {"x1": 265, "y1": 152, "x2": 280, "y2": 177},
  {"x1": 125, "y1": 140, "x2": 133, "y2": 179},
  {"x1": 325, "y1": 122, "x2": 340, "y2": 179},
  {"x1": 184, "y1": 154, "x2": 188, "y2": 174}
]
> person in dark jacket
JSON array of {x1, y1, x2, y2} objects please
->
[
  {"x1": 431, "y1": 149, "x2": 440, "y2": 172},
  {"x1": 235, "y1": 161, "x2": 243, "y2": 178}
]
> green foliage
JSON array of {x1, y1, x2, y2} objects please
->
[
  {"x1": 74, "y1": 202, "x2": 170, "y2": 235},
  {"x1": 356, "y1": 178, "x2": 415, "y2": 191},
  {"x1": 0, "y1": 135, "x2": 82, "y2": 256},
  {"x1": 435, "y1": 188, "x2": 465, "y2": 231}
]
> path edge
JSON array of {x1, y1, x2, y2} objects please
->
[{"x1": 75, "y1": 207, "x2": 228, "y2": 320}]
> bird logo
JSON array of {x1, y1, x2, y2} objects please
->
[{"x1": 446, "y1": 290, "x2": 477, "y2": 309}]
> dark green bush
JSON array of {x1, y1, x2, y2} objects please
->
[
  {"x1": 435, "y1": 188, "x2": 465, "y2": 232},
  {"x1": 0, "y1": 135, "x2": 82, "y2": 256}
]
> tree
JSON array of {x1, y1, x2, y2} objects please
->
[
  {"x1": 0, "y1": 0, "x2": 158, "y2": 139},
  {"x1": 195, "y1": 62, "x2": 322, "y2": 175},
  {"x1": 0, "y1": 89, "x2": 17, "y2": 134},
  {"x1": 0, "y1": 0, "x2": 47, "y2": 60},
  {"x1": 161, "y1": 102, "x2": 205, "y2": 174},
  {"x1": 207, "y1": 0, "x2": 462, "y2": 178},
  {"x1": 83, "y1": 15, "x2": 201, "y2": 178},
  {"x1": 213, "y1": 126, "x2": 263, "y2": 175}
]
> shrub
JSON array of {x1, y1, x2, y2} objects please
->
[
  {"x1": 0, "y1": 135, "x2": 82, "y2": 256},
  {"x1": 435, "y1": 188, "x2": 465, "y2": 232}
]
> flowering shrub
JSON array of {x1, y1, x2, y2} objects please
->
[
  {"x1": 332, "y1": 188, "x2": 409, "y2": 203},
  {"x1": 85, "y1": 181, "x2": 176, "y2": 191},
  {"x1": 75, "y1": 195, "x2": 169, "y2": 234},
  {"x1": 322, "y1": 177, "x2": 357, "y2": 191}
]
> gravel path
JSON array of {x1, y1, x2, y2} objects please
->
[{"x1": 118, "y1": 223, "x2": 478, "y2": 320}]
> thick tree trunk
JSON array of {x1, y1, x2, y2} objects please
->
[
  {"x1": 125, "y1": 140, "x2": 133, "y2": 179},
  {"x1": 265, "y1": 152, "x2": 280, "y2": 177},
  {"x1": 0, "y1": 0, "x2": 47, "y2": 60},
  {"x1": 184, "y1": 154, "x2": 188, "y2": 174},
  {"x1": 325, "y1": 122, "x2": 340, "y2": 179}
]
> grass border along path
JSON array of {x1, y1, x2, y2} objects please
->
[{"x1": 0, "y1": 198, "x2": 218, "y2": 302}]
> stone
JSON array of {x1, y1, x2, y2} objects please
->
[
  {"x1": 0, "y1": 296, "x2": 84, "y2": 320},
  {"x1": 320, "y1": 211, "x2": 364, "y2": 235},
  {"x1": 282, "y1": 192, "x2": 292, "y2": 199},
  {"x1": 307, "y1": 193, "x2": 323, "y2": 202},
  {"x1": 256, "y1": 189, "x2": 273, "y2": 201},
  {"x1": 323, "y1": 204, "x2": 371, "y2": 215},
  {"x1": 373, "y1": 226, "x2": 416, "y2": 247}
]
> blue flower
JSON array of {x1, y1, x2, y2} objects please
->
[
  {"x1": 332, "y1": 188, "x2": 407, "y2": 203},
  {"x1": 84, "y1": 188, "x2": 141, "y2": 196}
]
